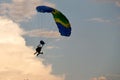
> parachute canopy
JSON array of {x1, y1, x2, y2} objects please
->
[{"x1": 36, "y1": 5, "x2": 71, "y2": 37}]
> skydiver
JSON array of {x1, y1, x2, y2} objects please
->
[{"x1": 34, "y1": 40, "x2": 45, "y2": 56}]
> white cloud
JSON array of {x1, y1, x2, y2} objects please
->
[
  {"x1": 24, "y1": 29, "x2": 61, "y2": 38},
  {"x1": 87, "y1": 18, "x2": 110, "y2": 23},
  {"x1": 0, "y1": 0, "x2": 55, "y2": 22},
  {"x1": 0, "y1": 16, "x2": 64, "y2": 80},
  {"x1": 0, "y1": 16, "x2": 25, "y2": 45},
  {"x1": 98, "y1": 76, "x2": 107, "y2": 80}
]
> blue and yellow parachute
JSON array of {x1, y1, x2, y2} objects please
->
[{"x1": 36, "y1": 5, "x2": 71, "y2": 37}]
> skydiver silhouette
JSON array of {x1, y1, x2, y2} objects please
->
[{"x1": 34, "y1": 40, "x2": 45, "y2": 56}]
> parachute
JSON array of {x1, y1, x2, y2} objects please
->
[{"x1": 36, "y1": 5, "x2": 71, "y2": 37}]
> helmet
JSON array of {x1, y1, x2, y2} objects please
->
[{"x1": 40, "y1": 40, "x2": 45, "y2": 45}]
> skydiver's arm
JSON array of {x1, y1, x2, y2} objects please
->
[{"x1": 37, "y1": 44, "x2": 41, "y2": 47}]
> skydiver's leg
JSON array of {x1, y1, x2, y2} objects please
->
[
  {"x1": 40, "y1": 52, "x2": 43, "y2": 54},
  {"x1": 37, "y1": 52, "x2": 40, "y2": 56},
  {"x1": 34, "y1": 52, "x2": 37, "y2": 55}
]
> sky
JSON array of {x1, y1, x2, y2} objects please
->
[{"x1": 0, "y1": 0, "x2": 120, "y2": 80}]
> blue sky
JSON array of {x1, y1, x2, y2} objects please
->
[{"x1": 0, "y1": 0, "x2": 120, "y2": 80}]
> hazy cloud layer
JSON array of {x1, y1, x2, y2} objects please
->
[
  {"x1": 0, "y1": 0, "x2": 55, "y2": 22},
  {"x1": 46, "y1": 46, "x2": 59, "y2": 50},
  {"x1": 24, "y1": 29, "x2": 61, "y2": 38},
  {"x1": 94, "y1": 0, "x2": 120, "y2": 7},
  {"x1": 91, "y1": 75, "x2": 120, "y2": 80},
  {"x1": 106, "y1": 74, "x2": 120, "y2": 80},
  {"x1": 0, "y1": 16, "x2": 64, "y2": 80},
  {"x1": 87, "y1": 18, "x2": 110, "y2": 23},
  {"x1": 91, "y1": 76, "x2": 107, "y2": 80}
]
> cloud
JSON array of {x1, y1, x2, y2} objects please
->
[
  {"x1": 106, "y1": 73, "x2": 120, "y2": 80},
  {"x1": 94, "y1": 0, "x2": 119, "y2": 3},
  {"x1": 0, "y1": 16, "x2": 64, "y2": 80},
  {"x1": 94, "y1": 0, "x2": 120, "y2": 7},
  {"x1": 91, "y1": 76, "x2": 107, "y2": 80},
  {"x1": 91, "y1": 77, "x2": 98, "y2": 80},
  {"x1": 0, "y1": 0, "x2": 55, "y2": 22},
  {"x1": 87, "y1": 18, "x2": 110, "y2": 23},
  {"x1": 98, "y1": 76, "x2": 107, "y2": 80},
  {"x1": 24, "y1": 29, "x2": 61, "y2": 38},
  {"x1": 108, "y1": 74, "x2": 120, "y2": 77},
  {"x1": 116, "y1": 1, "x2": 120, "y2": 7},
  {"x1": 91, "y1": 74, "x2": 120, "y2": 80},
  {"x1": 46, "y1": 46, "x2": 59, "y2": 50}
]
